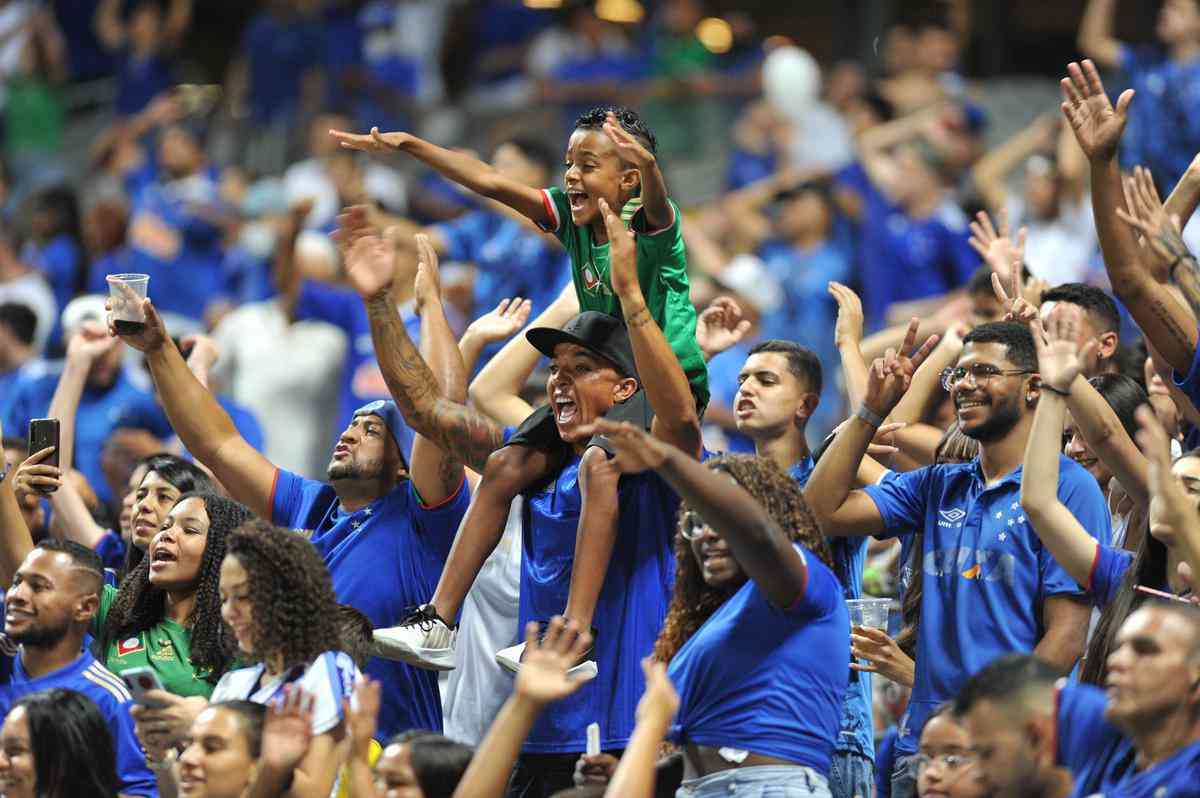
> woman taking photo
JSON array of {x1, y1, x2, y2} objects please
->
[
  {"x1": 590, "y1": 418, "x2": 848, "y2": 798},
  {"x1": 0, "y1": 688, "x2": 120, "y2": 798}
]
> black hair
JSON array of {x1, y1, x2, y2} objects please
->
[
  {"x1": 574, "y1": 106, "x2": 657, "y2": 155},
  {"x1": 209, "y1": 700, "x2": 267, "y2": 758},
  {"x1": 953, "y1": 653, "x2": 1060, "y2": 718},
  {"x1": 384, "y1": 731, "x2": 474, "y2": 798},
  {"x1": 1041, "y1": 283, "x2": 1121, "y2": 335},
  {"x1": 1088, "y1": 374, "x2": 1149, "y2": 441},
  {"x1": 961, "y1": 321, "x2": 1037, "y2": 372},
  {"x1": 747, "y1": 339, "x2": 823, "y2": 396},
  {"x1": 11, "y1": 688, "x2": 119, "y2": 798},
  {"x1": 498, "y1": 135, "x2": 557, "y2": 177},
  {"x1": 335, "y1": 603, "x2": 373, "y2": 670},
  {"x1": 0, "y1": 303, "x2": 37, "y2": 346},
  {"x1": 860, "y1": 90, "x2": 896, "y2": 124},
  {"x1": 123, "y1": 455, "x2": 216, "y2": 576},
  {"x1": 966, "y1": 264, "x2": 1034, "y2": 298},
  {"x1": 34, "y1": 538, "x2": 103, "y2": 591},
  {"x1": 29, "y1": 186, "x2": 86, "y2": 298}
]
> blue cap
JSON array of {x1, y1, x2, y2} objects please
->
[{"x1": 352, "y1": 400, "x2": 415, "y2": 467}]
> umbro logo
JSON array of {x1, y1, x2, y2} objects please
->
[{"x1": 939, "y1": 508, "x2": 966, "y2": 524}]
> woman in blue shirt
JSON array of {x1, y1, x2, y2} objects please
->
[{"x1": 593, "y1": 419, "x2": 848, "y2": 798}]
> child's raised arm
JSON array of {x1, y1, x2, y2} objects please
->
[{"x1": 330, "y1": 126, "x2": 553, "y2": 229}]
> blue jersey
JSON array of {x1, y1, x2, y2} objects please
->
[
  {"x1": 702, "y1": 342, "x2": 756, "y2": 454},
  {"x1": 95, "y1": 529, "x2": 127, "y2": 572},
  {"x1": 875, "y1": 726, "x2": 898, "y2": 798},
  {"x1": 271, "y1": 469, "x2": 469, "y2": 738},
  {"x1": 1, "y1": 363, "x2": 156, "y2": 504},
  {"x1": 1171, "y1": 326, "x2": 1200, "y2": 413},
  {"x1": 835, "y1": 162, "x2": 977, "y2": 330},
  {"x1": 863, "y1": 455, "x2": 1110, "y2": 755},
  {"x1": 293, "y1": 280, "x2": 420, "y2": 459},
  {"x1": 1088, "y1": 545, "x2": 1135, "y2": 609},
  {"x1": 515, "y1": 443, "x2": 678, "y2": 753},
  {"x1": 21, "y1": 234, "x2": 80, "y2": 346},
  {"x1": 241, "y1": 13, "x2": 322, "y2": 124},
  {"x1": 1057, "y1": 681, "x2": 1200, "y2": 797},
  {"x1": 0, "y1": 649, "x2": 157, "y2": 796},
  {"x1": 792, "y1": 457, "x2": 873, "y2": 761},
  {"x1": 1118, "y1": 45, "x2": 1200, "y2": 191},
  {"x1": 115, "y1": 50, "x2": 173, "y2": 116},
  {"x1": 667, "y1": 543, "x2": 849, "y2": 774}
]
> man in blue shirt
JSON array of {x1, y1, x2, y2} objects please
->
[
  {"x1": 731, "y1": 338, "x2": 874, "y2": 798},
  {"x1": 112, "y1": 276, "x2": 470, "y2": 739},
  {"x1": 805, "y1": 321, "x2": 1108, "y2": 798},
  {"x1": 0, "y1": 539, "x2": 156, "y2": 796}
]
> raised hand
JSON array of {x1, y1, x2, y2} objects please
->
[
  {"x1": 634, "y1": 658, "x2": 679, "y2": 725},
  {"x1": 696, "y1": 296, "x2": 752, "y2": 360},
  {"x1": 1116, "y1": 165, "x2": 1190, "y2": 283},
  {"x1": 990, "y1": 243, "x2": 1038, "y2": 326},
  {"x1": 329, "y1": 126, "x2": 409, "y2": 154},
  {"x1": 1031, "y1": 305, "x2": 1096, "y2": 394},
  {"x1": 828, "y1": 281, "x2": 863, "y2": 349},
  {"x1": 342, "y1": 676, "x2": 382, "y2": 762},
  {"x1": 260, "y1": 686, "x2": 315, "y2": 774},
  {"x1": 343, "y1": 233, "x2": 397, "y2": 301},
  {"x1": 849, "y1": 626, "x2": 915, "y2": 688},
  {"x1": 828, "y1": 419, "x2": 907, "y2": 458},
  {"x1": 968, "y1": 208, "x2": 1027, "y2": 286},
  {"x1": 1060, "y1": 59, "x2": 1135, "y2": 162},
  {"x1": 106, "y1": 296, "x2": 168, "y2": 353},
  {"x1": 514, "y1": 617, "x2": 594, "y2": 707},
  {"x1": 13, "y1": 447, "x2": 59, "y2": 497},
  {"x1": 66, "y1": 321, "x2": 117, "y2": 363},
  {"x1": 1136, "y1": 404, "x2": 1194, "y2": 549},
  {"x1": 598, "y1": 197, "x2": 637, "y2": 298},
  {"x1": 863, "y1": 319, "x2": 939, "y2": 416},
  {"x1": 464, "y1": 297, "x2": 533, "y2": 346},
  {"x1": 331, "y1": 205, "x2": 377, "y2": 260},
  {"x1": 604, "y1": 112, "x2": 655, "y2": 167},
  {"x1": 412, "y1": 232, "x2": 443, "y2": 316},
  {"x1": 577, "y1": 419, "x2": 673, "y2": 475}
]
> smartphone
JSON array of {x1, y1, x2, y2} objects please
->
[
  {"x1": 119, "y1": 667, "x2": 167, "y2": 708},
  {"x1": 27, "y1": 419, "x2": 59, "y2": 491}
]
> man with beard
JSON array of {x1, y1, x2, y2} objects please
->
[
  {"x1": 109, "y1": 265, "x2": 471, "y2": 739},
  {"x1": 805, "y1": 320, "x2": 1109, "y2": 798},
  {"x1": 0, "y1": 538, "x2": 156, "y2": 796}
]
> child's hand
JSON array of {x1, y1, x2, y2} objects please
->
[
  {"x1": 598, "y1": 198, "x2": 638, "y2": 299},
  {"x1": 603, "y1": 113, "x2": 655, "y2": 167},
  {"x1": 329, "y1": 126, "x2": 409, "y2": 154}
]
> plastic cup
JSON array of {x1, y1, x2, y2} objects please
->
[
  {"x1": 106, "y1": 273, "x2": 150, "y2": 334},
  {"x1": 848, "y1": 598, "x2": 892, "y2": 666}
]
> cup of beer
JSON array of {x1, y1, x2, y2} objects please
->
[{"x1": 106, "y1": 273, "x2": 150, "y2": 335}]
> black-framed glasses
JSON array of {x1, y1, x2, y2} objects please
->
[
  {"x1": 940, "y1": 364, "x2": 1033, "y2": 391},
  {"x1": 913, "y1": 752, "x2": 976, "y2": 775}
]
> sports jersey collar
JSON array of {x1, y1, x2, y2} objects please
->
[
  {"x1": 13, "y1": 648, "x2": 93, "y2": 685},
  {"x1": 332, "y1": 481, "x2": 406, "y2": 526},
  {"x1": 788, "y1": 456, "x2": 815, "y2": 487},
  {"x1": 963, "y1": 457, "x2": 1024, "y2": 489}
]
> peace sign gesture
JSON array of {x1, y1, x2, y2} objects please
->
[
  {"x1": 991, "y1": 241, "x2": 1038, "y2": 326},
  {"x1": 863, "y1": 318, "x2": 940, "y2": 417}
]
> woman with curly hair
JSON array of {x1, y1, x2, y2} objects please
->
[
  {"x1": 206, "y1": 519, "x2": 360, "y2": 798},
  {"x1": 592, "y1": 418, "x2": 848, "y2": 798}
]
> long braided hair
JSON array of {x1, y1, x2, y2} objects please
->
[
  {"x1": 652, "y1": 455, "x2": 833, "y2": 664},
  {"x1": 105, "y1": 493, "x2": 253, "y2": 681}
]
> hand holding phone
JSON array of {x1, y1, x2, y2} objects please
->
[
  {"x1": 120, "y1": 667, "x2": 167, "y2": 708},
  {"x1": 26, "y1": 419, "x2": 59, "y2": 493}
]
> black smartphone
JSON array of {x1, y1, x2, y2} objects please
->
[{"x1": 27, "y1": 419, "x2": 60, "y2": 492}]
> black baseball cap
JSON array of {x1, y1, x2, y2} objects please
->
[{"x1": 526, "y1": 311, "x2": 638, "y2": 379}]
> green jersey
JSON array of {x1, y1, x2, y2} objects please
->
[
  {"x1": 92, "y1": 584, "x2": 218, "y2": 699},
  {"x1": 540, "y1": 186, "x2": 709, "y2": 407}
]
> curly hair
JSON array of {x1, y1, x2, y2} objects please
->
[
  {"x1": 652, "y1": 455, "x2": 832, "y2": 663},
  {"x1": 105, "y1": 493, "x2": 252, "y2": 682},
  {"x1": 574, "y1": 105, "x2": 657, "y2": 154},
  {"x1": 225, "y1": 519, "x2": 342, "y2": 670}
]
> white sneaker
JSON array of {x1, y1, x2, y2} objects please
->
[
  {"x1": 495, "y1": 640, "x2": 598, "y2": 681},
  {"x1": 371, "y1": 605, "x2": 457, "y2": 670}
]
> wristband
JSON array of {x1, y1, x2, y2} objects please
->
[
  {"x1": 1040, "y1": 383, "x2": 1071, "y2": 397},
  {"x1": 856, "y1": 404, "x2": 884, "y2": 429}
]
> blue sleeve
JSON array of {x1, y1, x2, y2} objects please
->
[
  {"x1": 1088, "y1": 545, "x2": 1133, "y2": 608},
  {"x1": 1041, "y1": 462, "x2": 1111, "y2": 598},
  {"x1": 788, "y1": 547, "x2": 843, "y2": 620},
  {"x1": 862, "y1": 466, "x2": 934, "y2": 538},
  {"x1": 110, "y1": 699, "x2": 159, "y2": 796},
  {"x1": 434, "y1": 213, "x2": 488, "y2": 263},
  {"x1": 294, "y1": 280, "x2": 362, "y2": 334},
  {"x1": 1055, "y1": 682, "x2": 1121, "y2": 773},
  {"x1": 95, "y1": 530, "x2": 127, "y2": 572},
  {"x1": 875, "y1": 727, "x2": 897, "y2": 798},
  {"x1": 1170, "y1": 326, "x2": 1200, "y2": 411},
  {"x1": 411, "y1": 477, "x2": 471, "y2": 547},
  {"x1": 271, "y1": 469, "x2": 328, "y2": 530}
]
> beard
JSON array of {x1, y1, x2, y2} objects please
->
[
  {"x1": 7, "y1": 617, "x2": 71, "y2": 649},
  {"x1": 960, "y1": 396, "x2": 1023, "y2": 443},
  {"x1": 327, "y1": 458, "x2": 385, "y2": 482}
]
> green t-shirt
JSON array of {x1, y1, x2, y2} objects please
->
[
  {"x1": 541, "y1": 186, "x2": 709, "y2": 408},
  {"x1": 91, "y1": 584, "x2": 217, "y2": 699}
]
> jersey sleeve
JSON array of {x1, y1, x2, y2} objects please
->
[
  {"x1": 862, "y1": 466, "x2": 934, "y2": 538},
  {"x1": 538, "y1": 186, "x2": 572, "y2": 242},
  {"x1": 294, "y1": 280, "x2": 361, "y2": 334},
  {"x1": 298, "y1": 651, "x2": 360, "y2": 736},
  {"x1": 270, "y1": 468, "x2": 329, "y2": 531},
  {"x1": 785, "y1": 545, "x2": 843, "y2": 620},
  {"x1": 109, "y1": 697, "x2": 159, "y2": 796},
  {"x1": 410, "y1": 476, "x2": 470, "y2": 547},
  {"x1": 94, "y1": 531, "x2": 127, "y2": 572},
  {"x1": 1087, "y1": 545, "x2": 1133, "y2": 608},
  {"x1": 1055, "y1": 681, "x2": 1121, "y2": 774},
  {"x1": 1042, "y1": 461, "x2": 1111, "y2": 598},
  {"x1": 1170, "y1": 326, "x2": 1200, "y2": 413}
]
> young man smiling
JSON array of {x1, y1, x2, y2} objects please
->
[{"x1": 804, "y1": 320, "x2": 1109, "y2": 798}]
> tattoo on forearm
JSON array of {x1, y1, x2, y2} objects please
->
[
  {"x1": 1147, "y1": 297, "x2": 1195, "y2": 358},
  {"x1": 1173, "y1": 261, "x2": 1200, "y2": 323},
  {"x1": 365, "y1": 297, "x2": 503, "y2": 473}
]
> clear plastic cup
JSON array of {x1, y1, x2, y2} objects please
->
[
  {"x1": 848, "y1": 598, "x2": 892, "y2": 665},
  {"x1": 106, "y1": 273, "x2": 150, "y2": 334}
]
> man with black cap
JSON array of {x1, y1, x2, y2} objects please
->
[
  {"x1": 106, "y1": 253, "x2": 472, "y2": 742},
  {"x1": 343, "y1": 199, "x2": 701, "y2": 796}
]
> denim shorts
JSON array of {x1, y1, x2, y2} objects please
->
[
  {"x1": 676, "y1": 765, "x2": 832, "y2": 797},
  {"x1": 828, "y1": 751, "x2": 874, "y2": 798}
]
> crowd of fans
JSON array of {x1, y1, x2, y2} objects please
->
[{"x1": 0, "y1": 0, "x2": 1200, "y2": 797}]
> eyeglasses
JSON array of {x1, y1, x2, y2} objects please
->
[
  {"x1": 913, "y1": 752, "x2": 976, "y2": 775},
  {"x1": 680, "y1": 510, "x2": 711, "y2": 541},
  {"x1": 940, "y1": 364, "x2": 1033, "y2": 391}
]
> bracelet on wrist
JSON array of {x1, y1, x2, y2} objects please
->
[
  {"x1": 1040, "y1": 383, "x2": 1071, "y2": 397},
  {"x1": 856, "y1": 404, "x2": 884, "y2": 429}
]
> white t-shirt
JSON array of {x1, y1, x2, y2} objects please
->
[
  {"x1": 441, "y1": 498, "x2": 522, "y2": 745},
  {"x1": 209, "y1": 651, "x2": 359, "y2": 736},
  {"x1": 1007, "y1": 194, "x2": 1098, "y2": 286}
]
